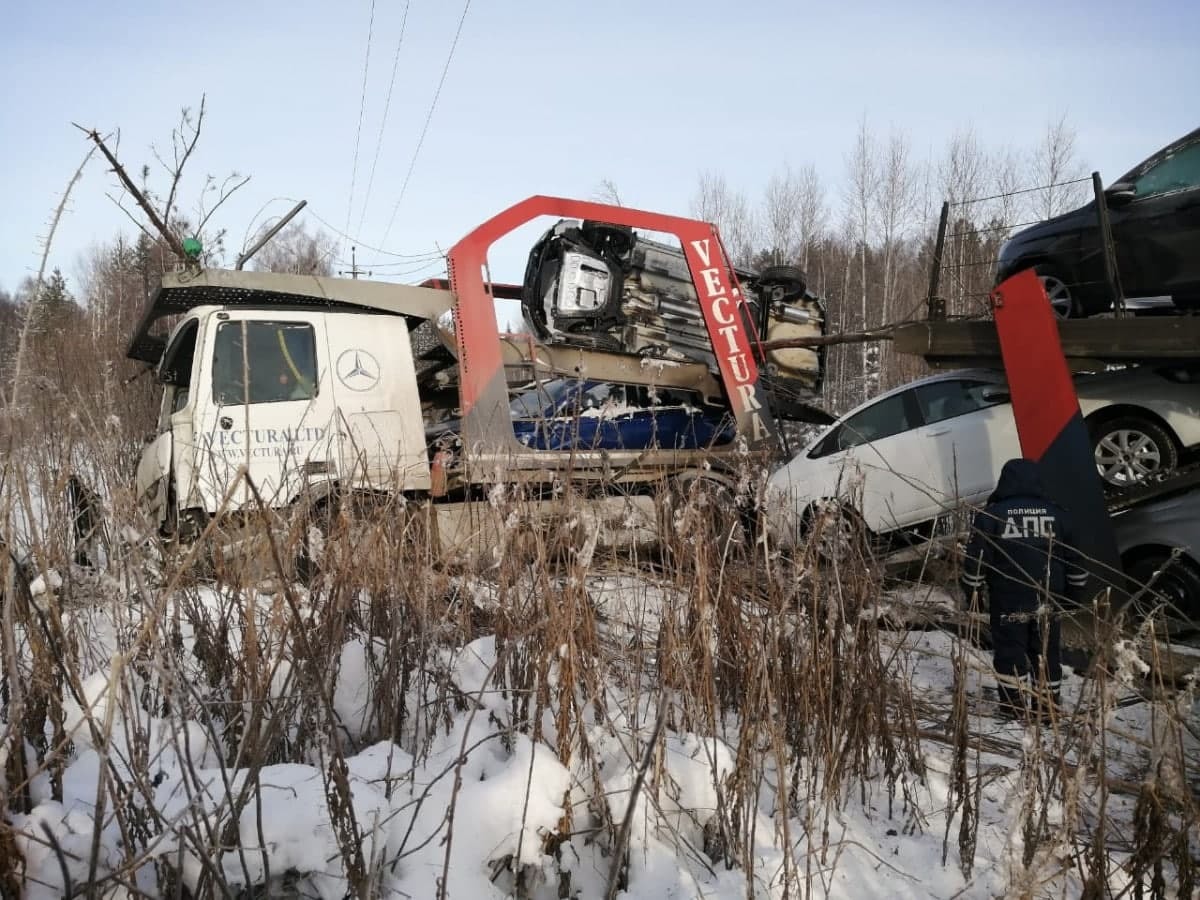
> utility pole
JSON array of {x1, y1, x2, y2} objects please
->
[{"x1": 339, "y1": 246, "x2": 371, "y2": 280}]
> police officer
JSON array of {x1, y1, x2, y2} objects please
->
[{"x1": 960, "y1": 458, "x2": 1089, "y2": 720}]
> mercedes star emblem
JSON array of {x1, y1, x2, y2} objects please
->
[{"x1": 335, "y1": 348, "x2": 381, "y2": 391}]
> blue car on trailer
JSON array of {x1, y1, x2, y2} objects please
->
[{"x1": 428, "y1": 378, "x2": 736, "y2": 452}]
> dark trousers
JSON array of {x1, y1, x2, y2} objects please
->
[{"x1": 991, "y1": 601, "x2": 1062, "y2": 714}]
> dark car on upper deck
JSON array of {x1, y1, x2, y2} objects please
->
[{"x1": 996, "y1": 127, "x2": 1200, "y2": 318}]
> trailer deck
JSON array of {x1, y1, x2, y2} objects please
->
[{"x1": 893, "y1": 315, "x2": 1200, "y2": 372}]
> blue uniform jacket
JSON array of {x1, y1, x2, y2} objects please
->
[{"x1": 960, "y1": 459, "x2": 1089, "y2": 609}]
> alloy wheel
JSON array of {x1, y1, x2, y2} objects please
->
[
  {"x1": 1039, "y1": 274, "x2": 1075, "y2": 319},
  {"x1": 1094, "y1": 428, "x2": 1164, "y2": 486}
]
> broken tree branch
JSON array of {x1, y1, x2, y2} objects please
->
[
  {"x1": 162, "y1": 96, "x2": 206, "y2": 230},
  {"x1": 74, "y1": 123, "x2": 188, "y2": 262},
  {"x1": 196, "y1": 171, "x2": 251, "y2": 237},
  {"x1": 104, "y1": 191, "x2": 161, "y2": 246},
  {"x1": 9, "y1": 143, "x2": 99, "y2": 409},
  {"x1": 759, "y1": 324, "x2": 899, "y2": 352}
]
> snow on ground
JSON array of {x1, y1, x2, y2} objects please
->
[{"x1": 3, "y1": 566, "x2": 1198, "y2": 899}]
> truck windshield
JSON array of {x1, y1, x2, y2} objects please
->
[{"x1": 213, "y1": 321, "x2": 318, "y2": 405}]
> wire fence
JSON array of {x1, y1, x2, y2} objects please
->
[
  {"x1": 927, "y1": 173, "x2": 1114, "y2": 321},
  {"x1": 948, "y1": 175, "x2": 1093, "y2": 208}
]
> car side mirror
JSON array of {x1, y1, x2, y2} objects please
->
[
  {"x1": 981, "y1": 387, "x2": 1010, "y2": 404},
  {"x1": 1105, "y1": 182, "x2": 1136, "y2": 207}
]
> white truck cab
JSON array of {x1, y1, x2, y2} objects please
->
[{"x1": 135, "y1": 304, "x2": 431, "y2": 533}]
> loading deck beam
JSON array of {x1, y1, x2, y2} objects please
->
[{"x1": 893, "y1": 316, "x2": 1200, "y2": 370}]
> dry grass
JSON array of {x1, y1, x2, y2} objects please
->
[{"x1": 0, "y1": 414, "x2": 1197, "y2": 899}]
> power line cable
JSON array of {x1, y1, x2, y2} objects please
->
[
  {"x1": 292, "y1": 201, "x2": 444, "y2": 260},
  {"x1": 335, "y1": 256, "x2": 447, "y2": 280},
  {"x1": 344, "y1": 0, "x2": 378, "y2": 244},
  {"x1": 356, "y1": 0, "x2": 411, "y2": 237},
  {"x1": 379, "y1": 0, "x2": 472, "y2": 247},
  {"x1": 950, "y1": 176, "x2": 1091, "y2": 207},
  {"x1": 341, "y1": 255, "x2": 446, "y2": 269}
]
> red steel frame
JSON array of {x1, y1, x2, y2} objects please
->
[
  {"x1": 445, "y1": 196, "x2": 777, "y2": 454},
  {"x1": 991, "y1": 267, "x2": 1121, "y2": 581}
]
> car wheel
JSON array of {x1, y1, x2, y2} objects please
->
[
  {"x1": 662, "y1": 477, "x2": 749, "y2": 554},
  {"x1": 804, "y1": 500, "x2": 872, "y2": 564},
  {"x1": 758, "y1": 264, "x2": 808, "y2": 295},
  {"x1": 1035, "y1": 266, "x2": 1079, "y2": 319},
  {"x1": 1123, "y1": 552, "x2": 1200, "y2": 641},
  {"x1": 294, "y1": 494, "x2": 341, "y2": 583},
  {"x1": 1090, "y1": 415, "x2": 1178, "y2": 487}
]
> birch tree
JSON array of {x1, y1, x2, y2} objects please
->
[
  {"x1": 874, "y1": 130, "x2": 919, "y2": 323},
  {"x1": 1032, "y1": 113, "x2": 1088, "y2": 219},
  {"x1": 250, "y1": 223, "x2": 337, "y2": 276},
  {"x1": 690, "y1": 171, "x2": 757, "y2": 267},
  {"x1": 762, "y1": 163, "x2": 826, "y2": 270},
  {"x1": 844, "y1": 117, "x2": 880, "y2": 392},
  {"x1": 937, "y1": 127, "x2": 988, "y2": 316},
  {"x1": 794, "y1": 164, "x2": 827, "y2": 272}
]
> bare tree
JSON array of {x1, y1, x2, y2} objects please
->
[
  {"x1": 690, "y1": 171, "x2": 757, "y2": 267},
  {"x1": 78, "y1": 234, "x2": 173, "y2": 349},
  {"x1": 592, "y1": 178, "x2": 624, "y2": 207},
  {"x1": 794, "y1": 164, "x2": 827, "y2": 272},
  {"x1": 937, "y1": 127, "x2": 989, "y2": 316},
  {"x1": 80, "y1": 96, "x2": 250, "y2": 268},
  {"x1": 874, "y1": 130, "x2": 919, "y2": 322},
  {"x1": 844, "y1": 117, "x2": 880, "y2": 390},
  {"x1": 250, "y1": 222, "x2": 338, "y2": 276},
  {"x1": 762, "y1": 166, "x2": 803, "y2": 266},
  {"x1": 937, "y1": 125, "x2": 987, "y2": 209},
  {"x1": 9, "y1": 145, "x2": 97, "y2": 409},
  {"x1": 1032, "y1": 113, "x2": 1088, "y2": 219},
  {"x1": 990, "y1": 145, "x2": 1027, "y2": 235},
  {"x1": 760, "y1": 163, "x2": 827, "y2": 271}
]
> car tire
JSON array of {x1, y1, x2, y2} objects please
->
[
  {"x1": 803, "y1": 500, "x2": 872, "y2": 565},
  {"x1": 1032, "y1": 265, "x2": 1080, "y2": 319},
  {"x1": 294, "y1": 494, "x2": 341, "y2": 583},
  {"x1": 759, "y1": 265, "x2": 808, "y2": 295},
  {"x1": 1089, "y1": 415, "x2": 1179, "y2": 488},
  {"x1": 663, "y1": 477, "x2": 748, "y2": 554},
  {"x1": 1123, "y1": 552, "x2": 1200, "y2": 641}
]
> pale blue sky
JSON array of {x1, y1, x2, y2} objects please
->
[{"x1": 1, "y1": 0, "x2": 1196, "y2": 295}]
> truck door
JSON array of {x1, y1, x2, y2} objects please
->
[
  {"x1": 194, "y1": 311, "x2": 331, "y2": 512},
  {"x1": 135, "y1": 318, "x2": 199, "y2": 526}
]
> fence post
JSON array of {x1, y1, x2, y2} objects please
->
[
  {"x1": 1092, "y1": 171, "x2": 1126, "y2": 318},
  {"x1": 927, "y1": 201, "x2": 950, "y2": 320}
]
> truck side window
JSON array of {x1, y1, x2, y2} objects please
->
[
  {"x1": 212, "y1": 321, "x2": 318, "y2": 405},
  {"x1": 159, "y1": 320, "x2": 199, "y2": 416}
]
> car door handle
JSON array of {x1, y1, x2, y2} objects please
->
[{"x1": 924, "y1": 427, "x2": 950, "y2": 437}]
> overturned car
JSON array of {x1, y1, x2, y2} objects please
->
[{"x1": 517, "y1": 220, "x2": 827, "y2": 418}]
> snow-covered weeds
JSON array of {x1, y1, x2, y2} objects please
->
[{"x1": 1, "y1": 421, "x2": 1198, "y2": 899}]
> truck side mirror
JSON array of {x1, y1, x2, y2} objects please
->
[{"x1": 1104, "y1": 182, "x2": 1136, "y2": 207}]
